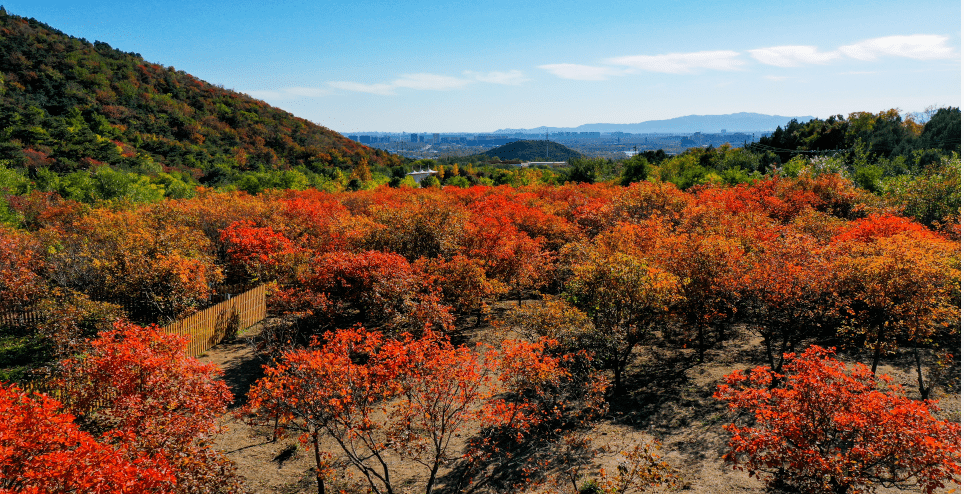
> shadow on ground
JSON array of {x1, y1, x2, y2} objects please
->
[{"x1": 202, "y1": 331, "x2": 267, "y2": 409}]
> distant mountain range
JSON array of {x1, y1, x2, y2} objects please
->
[{"x1": 495, "y1": 113, "x2": 816, "y2": 134}]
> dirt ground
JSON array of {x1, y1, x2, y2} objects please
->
[{"x1": 201, "y1": 303, "x2": 962, "y2": 494}]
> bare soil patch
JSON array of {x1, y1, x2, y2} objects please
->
[{"x1": 200, "y1": 306, "x2": 961, "y2": 494}]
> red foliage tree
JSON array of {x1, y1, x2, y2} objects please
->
[
  {"x1": 832, "y1": 213, "x2": 935, "y2": 244},
  {"x1": 0, "y1": 226, "x2": 46, "y2": 314},
  {"x1": 462, "y1": 216, "x2": 553, "y2": 304},
  {"x1": 220, "y1": 220, "x2": 304, "y2": 284},
  {"x1": 279, "y1": 250, "x2": 453, "y2": 336},
  {"x1": 244, "y1": 327, "x2": 496, "y2": 494},
  {"x1": 56, "y1": 321, "x2": 242, "y2": 493},
  {"x1": 0, "y1": 383, "x2": 174, "y2": 493},
  {"x1": 416, "y1": 254, "x2": 507, "y2": 324},
  {"x1": 715, "y1": 346, "x2": 961, "y2": 494},
  {"x1": 830, "y1": 228, "x2": 960, "y2": 387},
  {"x1": 738, "y1": 225, "x2": 835, "y2": 371}
]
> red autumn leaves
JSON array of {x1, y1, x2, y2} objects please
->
[{"x1": 1, "y1": 172, "x2": 959, "y2": 493}]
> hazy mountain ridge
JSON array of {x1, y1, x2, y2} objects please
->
[{"x1": 496, "y1": 112, "x2": 817, "y2": 134}]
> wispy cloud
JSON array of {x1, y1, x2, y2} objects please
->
[
  {"x1": 538, "y1": 63, "x2": 625, "y2": 81},
  {"x1": 764, "y1": 75, "x2": 790, "y2": 81},
  {"x1": 465, "y1": 70, "x2": 529, "y2": 85},
  {"x1": 243, "y1": 87, "x2": 331, "y2": 100},
  {"x1": 606, "y1": 50, "x2": 744, "y2": 74},
  {"x1": 329, "y1": 71, "x2": 527, "y2": 95},
  {"x1": 838, "y1": 34, "x2": 956, "y2": 61},
  {"x1": 284, "y1": 87, "x2": 332, "y2": 97},
  {"x1": 243, "y1": 90, "x2": 283, "y2": 100},
  {"x1": 751, "y1": 35, "x2": 956, "y2": 67},
  {"x1": 749, "y1": 46, "x2": 840, "y2": 67},
  {"x1": 328, "y1": 81, "x2": 397, "y2": 95},
  {"x1": 392, "y1": 73, "x2": 472, "y2": 91},
  {"x1": 539, "y1": 34, "x2": 956, "y2": 84}
]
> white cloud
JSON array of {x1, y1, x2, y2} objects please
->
[
  {"x1": 838, "y1": 35, "x2": 956, "y2": 61},
  {"x1": 285, "y1": 86, "x2": 332, "y2": 97},
  {"x1": 391, "y1": 73, "x2": 472, "y2": 90},
  {"x1": 764, "y1": 75, "x2": 790, "y2": 81},
  {"x1": 242, "y1": 87, "x2": 331, "y2": 100},
  {"x1": 327, "y1": 73, "x2": 476, "y2": 95},
  {"x1": 243, "y1": 90, "x2": 283, "y2": 100},
  {"x1": 538, "y1": 63, "x2": 625, "y2": 81},
  {"x1": 328, "y1": 81, "x2": 397, "y2": 95},
  {"x1": 606, "y1": 50, "x2": 744, "y2": 74},
  {"x1": 465, "y1": 70, "x2": 529, "y2": 85},
  {"x1": 749, "y1": 46, "x2": 840, "y2": 67}
]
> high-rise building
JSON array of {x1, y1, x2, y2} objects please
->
[
  {"x1": 359, "y1": 135, "x2": 372, "y2": 144},
  {"x1": 432, "y1": 133, "x2": 440, "y2": 143},
  {"x1": 410, "y1": 133, "x2": 418, "y2": 143}
]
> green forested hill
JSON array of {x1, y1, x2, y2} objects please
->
[
  {"x1": 0, "y1": 11, "x2": 400, "y2": 180},
  {"x1": 754, "y1": 108, "x2": 961, "y2": 165},
  {"x1": 481, "y1": 140, "x2": 584, "y2": 161}
]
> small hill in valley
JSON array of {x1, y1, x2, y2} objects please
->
[
  {"x1": 0, "y1": 11, "x2": 400, "y2": 179},
  {"x1": 480, "y1": 140, "x2": 583, "y2": 162}
]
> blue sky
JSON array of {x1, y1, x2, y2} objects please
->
[{"x1": 8, "y1": 0, "x2": 962, "y2": 133}]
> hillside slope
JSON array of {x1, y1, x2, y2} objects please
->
[
  {"x1": 0, "y1": 11, "x2": 400, "y2": 178},
  {"x1": 481, "y1": 140, "x2": 583, "y2": 161}
]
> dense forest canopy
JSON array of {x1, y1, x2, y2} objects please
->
[{"x1": 755, "y1": 108, "x2": 960, "y2": 166}]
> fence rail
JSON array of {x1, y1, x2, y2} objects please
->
[
  {"x1": 2, "y1": 285, "x2": 266, "y2": 356},
  {"x1": 0, "y1": 310, "x2": 43, "y2": 328},
  {"x1": 17, "y1": 284, "x2": 267, "y2": 405},
  {"x1": 163, "y1": 284, "x2": 267, "y2": 357}
]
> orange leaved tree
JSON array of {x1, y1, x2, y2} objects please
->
[
  {"x1": 715, "y1": 346, "x2": 961, "y2": 494},
  {"x1": 565, "y1": 243, "x2": 682, "y2": 393},
  {"x1": 830, "y1": 225, "x2": 960, "y2": 397}
]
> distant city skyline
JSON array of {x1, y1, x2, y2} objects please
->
[{"x1": 8, "y1": 0, "x2": 961, "y2": 133}]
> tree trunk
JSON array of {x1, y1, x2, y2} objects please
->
[
  {"x1": 312, "y1": 432, "x2": 326, "y2": 494},
  {"x1": 697, "y1": 325, "x2": 705, "y2": 363},
  {"x1": 425, "y1": 460, "x2": 441, "y2": 494},
  {"x1": 870, "y1": 333, "x2": 883, "y2": 375},
  {"x1": 613, "y1": 365, "x2": 623, "y2": 396},
  {"x1": 763, "y1": 332, "x2": 775, "y2": 371},
  {"x1": 776, "y1": 332, "x2": 792, "y2": 373},
  {"x1": 913, "y1": 345, "x2": 931, "y2": 400},
  {"x1": 474, "y1": 306, "x2": 484, "y2": 328}
]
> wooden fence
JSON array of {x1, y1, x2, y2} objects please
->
[
  {"x1": 18, "y1": 284, "x2": 267, "y2": 404},
  {"x1": 2, "y1": 285, "x2": 267, "y2": 356},
  {"x1": 0, "y1": 310, "x2": 43, "y2": 328},
  {"x1": 163, "y1": 284, "x2": 267, "y2": 357}
]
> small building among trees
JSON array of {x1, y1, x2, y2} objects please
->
[{"x1": 406, "y1": 168, "x2": 438, "y2": 184}]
